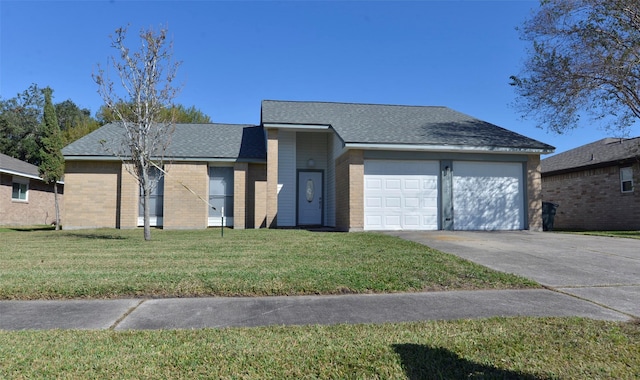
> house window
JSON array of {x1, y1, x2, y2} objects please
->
[
  {"x1": 11, "y1": 178, "x2": 29, "y2": 201},
  {"x1": 621, "y1": 167, "x2": 634, "y2": 193},
  {"x1": 138, "y1": 167, "x2": 164, "y2": 224},
  {"x1": 209, "y1": 167, "x2": 234, "y2": 218}
]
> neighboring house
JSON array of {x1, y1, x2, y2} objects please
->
[
  {"x1": 541, "y1": 137, "x2": 640, "y2": 230},
  {"x1": 61, "y1": 100, "x2": 554, "y2": 231},
  {"x1": 0, "y1": 153, "x2": 64, "y2": 226}
]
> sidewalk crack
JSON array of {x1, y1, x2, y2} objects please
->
[{"x1": 109, "y1": 299, "x2": 146, "y2": 330}]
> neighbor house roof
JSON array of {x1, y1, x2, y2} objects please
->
[
  {"x1": 0, "y1": 152, "x2": 41, "y2": 180},
  {"x1": 62, "y1": 123, "x2": 266, "y2": 162},
  {"x1": 541, "y1": 137, "x2": 640, "y2": 175},
  {"x1": 261, "y1": 100, "x2": 555, "y2": 153}
]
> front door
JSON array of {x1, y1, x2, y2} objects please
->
[{"x1": 298, "y1": 171, "x2": 323, "y2": 226}]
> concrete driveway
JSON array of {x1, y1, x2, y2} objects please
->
[{"x1": 388, "y1": 231, "x2": 640, "y2": 319}]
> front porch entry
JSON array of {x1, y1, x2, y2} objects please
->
[{"x1": 297, "y1": 170, "x2": 323, "y2": 226}]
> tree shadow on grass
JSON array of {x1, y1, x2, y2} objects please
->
[
  {"x1": 0, "y1": 225, "x2": 55, "y2": 232},
  {"x1": 393, "y1": 343, "x2": 545, "y2": 380},
  {"x1": 65, "y1": 233, "x2": 128, "y2": 240}
]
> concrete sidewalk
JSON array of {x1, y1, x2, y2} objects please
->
[{"x1": 0, "y1": 289, "x2": 631, "y2": 331}]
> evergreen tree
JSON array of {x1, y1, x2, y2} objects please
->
[{"x1": 39, "y1": 87, "x2": 65, "y2": 230}]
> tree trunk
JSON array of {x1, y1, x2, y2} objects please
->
[
  {"x1": 54, "y1": 182, "x2": 60, "y2": 231},
  {"x1": 143, "y1": 187, "x2": 151, "y2": 241}
]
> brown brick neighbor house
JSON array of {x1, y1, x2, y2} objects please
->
[
  {"x1": 0, "y1": 153, "x2": 64, "y2": 226},
  {"x1": 62, "y1": 100, "x2": 554, "y2": 231},
  {"x1": 541, "y1": 137, "x2": 640, "y2": 230}
]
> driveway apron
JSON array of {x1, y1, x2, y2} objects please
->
[{"x1": 388, "y1": 231, "x2": 640, "y2": 318}]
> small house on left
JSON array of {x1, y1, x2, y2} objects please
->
[{"x1": 0, "y1": 153, "x2": 64, "y2": 226}]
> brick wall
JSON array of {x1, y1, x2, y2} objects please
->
[
  {"x1": 0, "y1": 173, "x2": 64, "y2": 226},
  {"x1": 233, "y1": 162, "x2": 248, "y2": 230},
  {"x1": 163, "y1": 162, "x2": 208, "y2": 229},
  {"x1": 63, "y1": 160, "x2": 120, "y2": 229},
  {"x1": 527, "y1": 155, "x2": 543, "y2": 231},
  {"x1": 249, "y1": 163, "x2": 267, "y2": 229},
  {"x1": 335, "y1": 149, "x2": 364, "y2": 231},
  {"x1": 118, "y1": 163, "x2": 139, "y2": 228},
  {"x1": 542, "y1": 162, "x2": 640, "y2": 230},
  {"x1": 266, "y1": 129, "x2": 278, "y2": 228}
]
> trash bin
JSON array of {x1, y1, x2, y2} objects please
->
[{"x1": 542, "y1": 202, "x2": 559, "y2": 231}]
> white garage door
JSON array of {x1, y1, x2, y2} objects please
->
[
  {"x1": 453, "y1": 161, "x2": 524, "y2": 230},
  {"x1": 364, "y1": 160, "x2": 439, "y2": 231}
]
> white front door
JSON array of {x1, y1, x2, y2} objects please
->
[{"x1": 298, "y1": 171, "x2": 323, "y2": 225}]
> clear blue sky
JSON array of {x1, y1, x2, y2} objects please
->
[{"x1": 1, "y1": 0, "x2": 637, "y2": 155}]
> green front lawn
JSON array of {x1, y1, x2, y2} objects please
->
[
  {"x1": 1, "y1": 317, "x2": 638, "y2": 379},
  {"x1": 0, "y1": 228, "x2": 537, "y2": 300},
  {"x1": 561, "y1": 230, "x2": 640, "y2": 239}
]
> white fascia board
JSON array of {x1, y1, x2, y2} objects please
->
[
  {"x1": 1, "y1": 169, "x2": 64, "y2": 184},
  {"x1": 64, "y1": 155, "x2": 266, "y2": 164},
  {"x1": 263, "y1": 123, "x2": 331, "y2": 131},
  {"x1": 63, "y1": 155, "x2": 120, "y2": 161},
  {"x1": 343, "y1": 143, "x2": 554, "y2": 155},
  {"x1": 1, "y1": 169, "x2": 42, "y2": 181}
]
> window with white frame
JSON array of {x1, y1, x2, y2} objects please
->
[
  {"x1": 11, "y1": 178, "x2": 29, "y2": 201},
  {"x1": 620, "y1": 167, "x2": 634, "y2": 193},
  {"x1": 209, "y1": 167, "x2": 234, "y2": 219},
  {"x1": 138, "y1": 167, "x2": 164, "y2": 224}
]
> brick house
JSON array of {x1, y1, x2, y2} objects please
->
[
  {"x1": 541, "y1": 137, "x2": 640, "y2": 230},
  {"x1": 0, "y1": 153, "x2": 64, "y2": 226},
  {"x1": 62, "y1": 100, "x2": 554, "y2": 231}
]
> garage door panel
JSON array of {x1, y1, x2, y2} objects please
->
[
  {"x1": 386, "y1": 197, "x2": 401, "y2": 208},
  {"x1": 365, "y1": 196, "x2": 382, "y2": 208},
  {"x1": 453, "y1": 161, "x2": 524, "y2": 230},
  {"x1": 404, "y1": 179, "x2": 420, "y2": 190},
  {"x1": 364, "y1": 160, "x2": 439, "y2": 231},
  {"x1": 404, "y1": 197, "x2": 420, "y2": 208}
]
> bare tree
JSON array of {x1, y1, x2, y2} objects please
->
[
  {"x1": 94, "y1": 25, "x2": 181, "y2": 240},
  {"x1": 510, "y1": 0, "x2": 640, "y2": 134}
]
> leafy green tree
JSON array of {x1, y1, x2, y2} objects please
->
[
  {"x1": 39, "y1": 87, "x2": 65, "y2": 230},
  {"x1": 97, "y1": 102, "x2": 211, "y2": 124},
  {"x1": 511, "y1": 0, "x2": 640, "y2": 134},
  {"x1": 55, "y1": 99, "x2": 100, "y2": 145},
  {"x1": 94, "y1": 25, "x2": 181, "y2": 241},
  {"x1": 0, "y1": 84, "x2": 44, "y2": 164}
]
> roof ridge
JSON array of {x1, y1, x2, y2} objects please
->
[{"x1": 262, "y1": 99, "x2": 448, "y2": 109}]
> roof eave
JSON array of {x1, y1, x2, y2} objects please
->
[
  {"x1": 542, "y1": 156, "x2": 638, "y2": 176},
  {"x1": 0, "y1": 168, "x2": 64, "y2": 184},
  {"x1": 343, "y1": 143, "x2": 554, "y2": 155},
  {"x1": 263, "y1": 123, "x2": 331, "y2": 131},
  {"x1": 63, "y1": 155, "x2": 266, "y2": 164}
]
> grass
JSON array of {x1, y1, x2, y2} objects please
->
[
  {"x1": 559, "y1": 230, "x2": 640, "y2": 239},
  {"x1": 0, "y1": 228, "x2": 537, "y2": 300},
  {"x1": 0, "y1": 317, "x2": 638, "y2": 379}
]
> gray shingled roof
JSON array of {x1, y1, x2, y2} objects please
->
[
  {"x1": 541, "y1": 137, "x2": 640, "y2": 174},
  {"x1": 62, "y1": 123, "x2": 266, "y2": 161},
  {"x1": 0, "y1": 153, "x2": 40, "y2": 178},
  {"x1": 261, "y1": 100, "x2": 555, "y2": 152}
]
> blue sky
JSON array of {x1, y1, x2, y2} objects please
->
[{"x1": 1, "y1": 0, "x2": 637, "y2": 155}]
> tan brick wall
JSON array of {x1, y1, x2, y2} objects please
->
[
  {"x1": 542, "y1": 162, "x2": 640, "y2": 230},
  {"x1": 63, "y1": 160, "x2": 120, "y2": 229},
  {"x1": 119, "y1": 163, "x2": 139, "y2": 228},
  {"x1": 233, "y1": 162, "x2": 248, "y2": 230},
  {"x1": 0, "y1": 173, "x2": 64, "y2": 226},
  {"x1": 163, "y1": 162, "x2": 208, "y2": 229},
  {"x1": 266, "y1": 129, "x2": 278, "y2": 228},
  {"x1": 527, "y1": 155, "x2": 543, "y2": 231},
  {"x1": 335, "y1": 149, "x2": 364, "y2": 231},
  {"x1": 249, "y1": 163, "x2": 267, "y2": 229}
]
